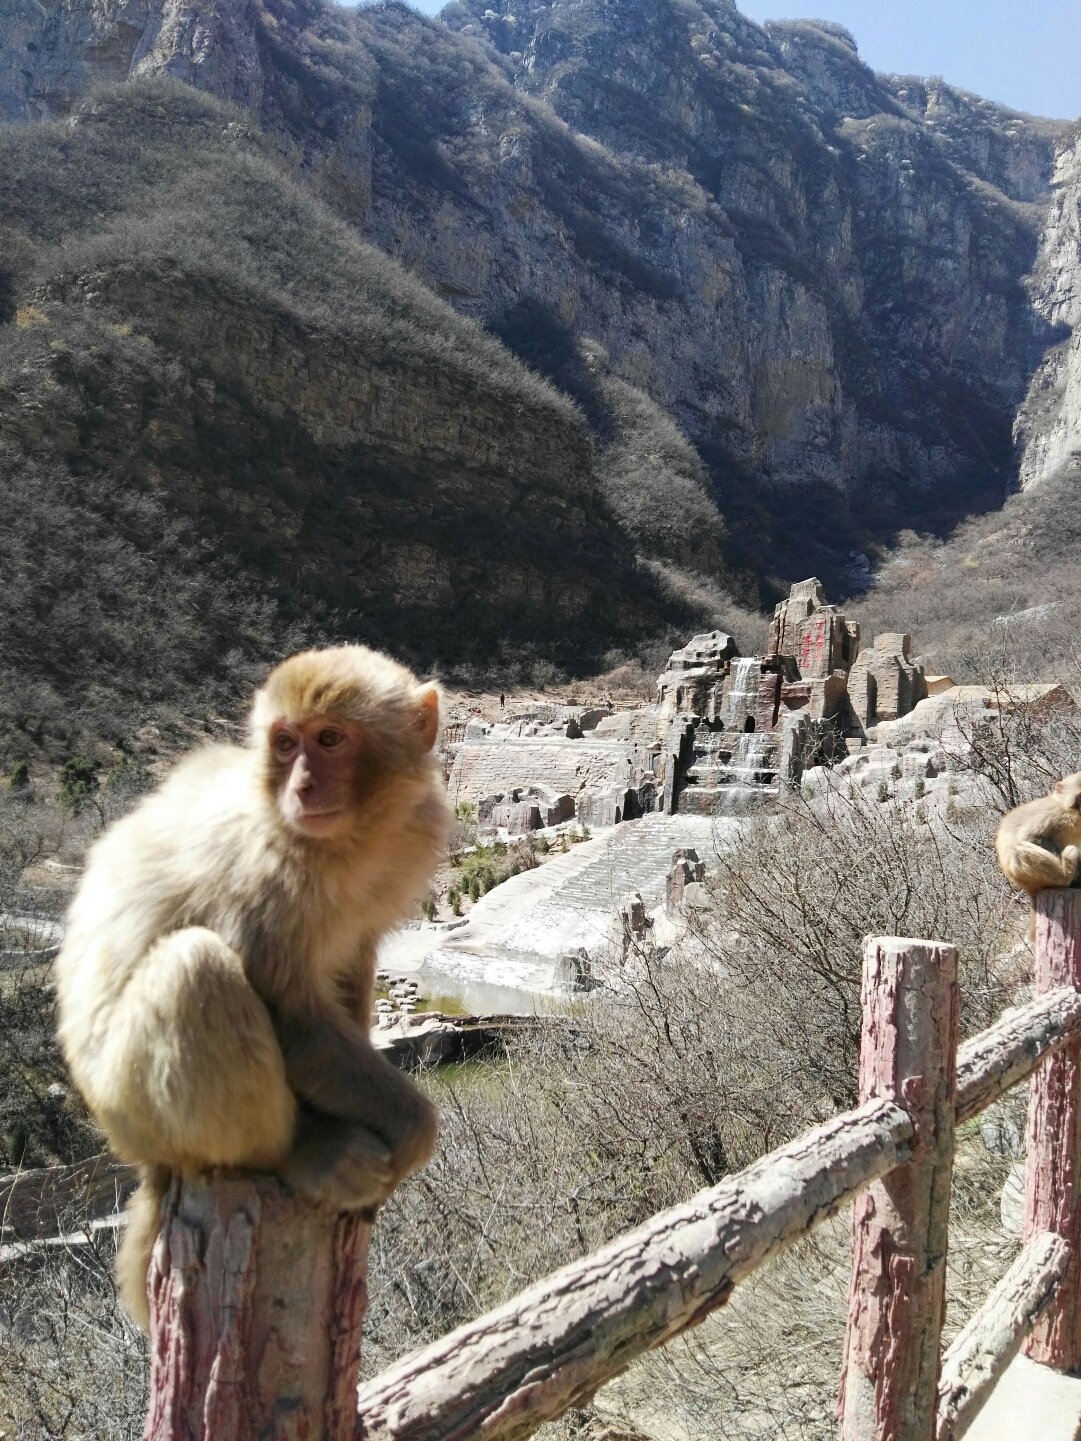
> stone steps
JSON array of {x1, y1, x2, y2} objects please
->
[
  {"x1": 554, "y1": 815, "x2": 723, "y2": 911},
  {"x1": 397, "y1": 814, "x2": 730, "y2": 999},
  {"x1": 685, "y1": 762, "x2": 777, "y2": 785}
]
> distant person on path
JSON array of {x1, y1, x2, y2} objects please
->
[{"x1": 500, "y1": 692, "x2": 505, "y2": 711}]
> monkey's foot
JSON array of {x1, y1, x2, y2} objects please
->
[{"x1": 281, "y1": 1117, "x2": 394, "y2": 1211}]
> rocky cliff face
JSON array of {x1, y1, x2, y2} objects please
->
[
  {"x1": 1, "y1": 0, "x2": 1079, "y2": 635},
  {"x1": 1015, "y1": 129, "x2": 1081, "y2": 490}
]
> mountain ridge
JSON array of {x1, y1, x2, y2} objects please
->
[{"x1": 1, "y1": 0, "x2": 1079, "y2": 747}]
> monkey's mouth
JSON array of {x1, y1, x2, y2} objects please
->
[{"x1": 292, "y1": 808, "x2": 345, "y2": 835}]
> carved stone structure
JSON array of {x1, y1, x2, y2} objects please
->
[
  {"x1": 655, "y1": 631, "x2": 740, "y2": 729},
  {"x1": 576, "y1": 784, "x2": 652, "y2": 829},
  {"x1": 767, "y1": 577, "x2": 826, "y2": 657},
  {"x1": 443, "y1": 579, "x2": 933, "y2": 832},
  {"x1": 666, "y1": 849, "x2": 706, "y2": 918},
  {"x1": 619, "y1": 891, "x2": 654, "y2": 961},
  {"x1": 767, "y1": 577, "x2": 860, "y2": 678},
  {"x1": 482, "y1": 787, "x2": 575, "y2": 832},
  {"x1": 847, "y1": 631, "x2": 927, "y2": 732}
]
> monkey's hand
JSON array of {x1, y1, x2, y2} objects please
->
[
  {"x1": 280, "y1": 1111, "x2": 394, "y2": 1212},
  {"x1": 1065, "y1": 845, "x2": 1081, "y2": 887},
  {"x1": 276, "y1": 1013, "x2": 438, "y2": 1188}
]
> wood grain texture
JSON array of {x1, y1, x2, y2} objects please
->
[
  {"x1": 839, "y1": 936, "x2": 960, "y2": 1441},
  {"x1": 142, "y1": 1175, "x2": 369, "y2": 1441},
  {"x1": 1023, "y1": 890, "x2": 1081, "y2": 1372},
  {"x1": 956, "y1": 987, "x2": 1081, "y2": 1125}
]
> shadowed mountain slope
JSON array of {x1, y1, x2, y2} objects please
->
[{"x1": 0, "y1": 83, "x2": 699, "y2": 751}]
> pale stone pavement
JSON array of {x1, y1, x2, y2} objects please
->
[
  {"x1": 965, "y1": 1354, "x2": 1081, "y2": 1441},
  {"x1": 378, "y1": 813, "x2": 737, "y2": 1006}
]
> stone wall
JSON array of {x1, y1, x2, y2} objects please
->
[{"x1": 448, "y1": 738, "x2": 645, "y2": 809}]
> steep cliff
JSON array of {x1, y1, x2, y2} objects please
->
[
  {"x1": 1, "y1": 0, "x2": 1079, "y2": 741},
  {"x1": 1015, "y1": 128, "x2": 1081, "y2": 490},
  {"x1": 4, "y1": 0, "x2": 1073, "y2": 573}
]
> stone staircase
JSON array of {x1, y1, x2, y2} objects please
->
[
  {"x1": 402, "y1": 814, "x2": 732, "y2": 1000},
  {"x1": 555, "y1": 814, "x2": 722, "y2": 912}
]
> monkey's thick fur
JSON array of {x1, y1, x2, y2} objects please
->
[
  {"x1": 995, "y1": 772, "x2": 1081, "y2": 937},
  {"x1": 56, "y1": 646, "x2": 450, "y2": 1326}
]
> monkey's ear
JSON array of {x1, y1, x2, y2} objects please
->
[{"x1": 415, "y1": 686, "x2": 441, "y2": 752}]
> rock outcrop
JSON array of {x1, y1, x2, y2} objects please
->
[{"x1": 1015, "y1": 130, "x2": 1081, "y2": 491}]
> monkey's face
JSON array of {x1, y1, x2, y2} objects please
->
[
  {"x1": 269, "y1": 716, "x2": 364, "y2": 840},
  {"x1": 1054, "y1": 772, "x2": 1081, "y2": 811}
]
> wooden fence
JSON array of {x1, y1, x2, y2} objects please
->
[{"x1": 143, "y1": 888, "x2": 1081, "y2": 1441}]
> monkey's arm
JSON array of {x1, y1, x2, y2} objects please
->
[
  {"x1": 1003, "y1": 839, "x2": 1080, "y2": 893},
  {"x1": 336, "y1": 941, "x2": 377, "y2": 1027},
  {"x1": 275, "y1": 1009, "x2": 436, "y2": 1182}
]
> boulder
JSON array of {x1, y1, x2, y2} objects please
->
[{"x1": 847, "y1": 632, "x2": 927, "y2": 732}]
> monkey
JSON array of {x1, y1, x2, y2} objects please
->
[
  {"x1": 55, "y1": 644, "x2": 450, "y2": 1327},
  {"x1": 995, "y1": 772, "x2": 1081, "y2": 938}
]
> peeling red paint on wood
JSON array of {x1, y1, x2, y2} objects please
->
[
  {"x1": 839, "y1": 937, "x2": 960, "y2": 1441},
  {"x1": 956, "y1": 986, "x2": 1081, "y2": 1124},
  {"x1": 1023, "y1": 889, "x2": 1081, "y2": 1373},
  {"x1": 141, "y1": 1175, "x2": 369, "y2": 1441}
]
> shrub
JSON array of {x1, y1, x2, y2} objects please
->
[{"x1": 59, "y1": 756, "x2": 101, "y2": 813}]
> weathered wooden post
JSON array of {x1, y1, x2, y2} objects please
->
[
  {"x1": 141, "y1": 1175, "x2": 370, "y2": 1441},
  {"x1": 1022, "y1": 887, "x2": 1081, "y2": 1372},
  {"x1": 839, "y1": 936, "x2": 960, "y2": 1441}
]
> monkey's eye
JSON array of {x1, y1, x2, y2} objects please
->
[
  {"x1": 272, "y1": 731, "x2": 298, "y2": 758},
  {"x1": 317, "y1": 728, "x2": 346, "y2": 749}
]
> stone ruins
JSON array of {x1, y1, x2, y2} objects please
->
[{"x1": 447, "y1": 577, "x2": 932, "y2": 832}]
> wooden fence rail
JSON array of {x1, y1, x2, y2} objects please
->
[{"x1": 136, "y1": 889, "x2": 1081, "y2": 1441}]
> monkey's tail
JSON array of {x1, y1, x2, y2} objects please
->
[{"x1": 116, "y1": 1164, "x2": 171, "y2": 1330}]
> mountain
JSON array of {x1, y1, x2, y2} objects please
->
[
  {"x1": 0, "y1": 80, "x2": 704, "y2": 751},
  {"x1": 1, "y1": 0, "x2": 1079, "y2": 747}
]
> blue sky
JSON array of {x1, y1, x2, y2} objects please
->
[{"x1": 401, "y1": 1, "x2": 1080, "y2": 120}]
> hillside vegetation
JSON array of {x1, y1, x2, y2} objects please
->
[
  {"x1": 0, "y1": 82, "x2": 714, "y2": 755},
  {"x1": 852, "y1": 456, "x2": 1081, "y2": 681}
]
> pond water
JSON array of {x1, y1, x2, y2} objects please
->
[{"x1": 374, "y1": 967, "x2": 567, "y2": 1018}]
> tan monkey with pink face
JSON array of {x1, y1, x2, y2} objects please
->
[
  {"x1": 995, "y1": 772, "x2": 1081, "y2": 938},
  {"x1": 56, "y1": 645, "x2": 450, "y2": 1326}
]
